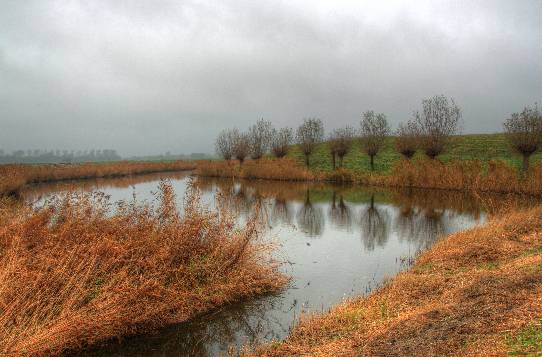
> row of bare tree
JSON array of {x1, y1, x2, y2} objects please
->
[{"x1": 215, "y1": 95, "x2": 542, "y2": 172}]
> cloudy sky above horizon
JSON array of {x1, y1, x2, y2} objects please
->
[{"x1": 1, "y1": 0, "x2": 541, "y2": 156}]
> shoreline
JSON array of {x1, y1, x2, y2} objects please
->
[{"x1": 252, "y1": 204, "x2": 542, "y2": 356}]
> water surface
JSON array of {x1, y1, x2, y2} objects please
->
[{"x1": 25, "y1": 172, "x2": 490, "y2": 356}]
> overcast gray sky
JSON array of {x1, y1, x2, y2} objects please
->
[{"x1": 1, "y1": 0, "x2": 541, "y2": 156}]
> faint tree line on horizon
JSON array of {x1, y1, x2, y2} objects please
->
[
  {"x1": 215, "y1": 95, "x2": 542, "y2": 174},
  {"x1": 0, "y1": 149, "x2": 121, "y2": 164}
]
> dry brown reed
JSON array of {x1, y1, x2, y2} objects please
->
[
  {"x1": 0, "y1": 181, "x2": 286, "y2": 355},
  {"x1": 254, "y1": 204, "x2": 542, "y2": 356},
  {"x1": 195, "y1": 158, "x2": 542, "y2": 197},
  {"x1": 0, "y1": 161, "x2": 196, "y2": 196},
  {"x1": 196, "y1": 158, "x2": 318, "y2": 181},
  {"x1": 386, "y1": 159, "x2": 542, "y2": 196}
]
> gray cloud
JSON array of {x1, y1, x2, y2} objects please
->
[{"x1": 1, "y1": 0, "x2": 541, "y2": 155}]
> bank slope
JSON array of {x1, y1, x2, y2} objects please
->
[{"x1": 256, "y1": 205, "x2": 542, "y2": 356}]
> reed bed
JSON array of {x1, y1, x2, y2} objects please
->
[
  {"x1": 386, "y1": 159, "x2": 542, "y2": 196},
  {"x1": 195, "y1": 158, "x2": 542, "y2": 196},
  {"x1": 196, "y1": 159, "x2": 318, "y2": 181},
  {"x1": 253, "y1": 204, "x2": 542, "y2": 356},
  {"x1": 0, "y1": 161, "x2": 196, "y2": 196},
  {"x1": 0, "y1": 181, "x2": 286, "y2": 355}
]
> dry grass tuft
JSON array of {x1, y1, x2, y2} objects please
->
[
  {"x1": 0, "y1": 181, "x2": 286, "y2": 355},
  {"x1": 253, "y1": 205, "x2": 542, "y2": 356},
  {"x1": 0, "y1": 161, "x2": 196, "y2": 196}
]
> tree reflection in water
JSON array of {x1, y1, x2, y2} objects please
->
[
  {"x1": 394, "y1": 189, "x2": 449, "y2": 250},
  {"x1": 272, "y1": 196, "x2": 293, "y2": 226},
  {"x1": 328, "y1": 191, "x2": 353, "y2": 231},
  {"x1": 296, "y1": 189, "x2": 324, "y2": 237},
  {"x1": 358, "y1": 194, "x2": 391, "y2": 251}
]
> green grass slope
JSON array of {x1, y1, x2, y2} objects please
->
[{"x1": 287, "y1": 133, "x2": 542, "y2": 174}]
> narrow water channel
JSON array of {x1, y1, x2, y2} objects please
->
[{"x1": 23, "y1": 172, "x2": 491, "y2": 356}]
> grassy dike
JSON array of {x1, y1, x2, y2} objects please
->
[
  {"x1": 253, "y1": 205, "x2": 542, "y2": 356},
  {"x1": 287, "y1": 133, "x2": 542, "y2": 174}
]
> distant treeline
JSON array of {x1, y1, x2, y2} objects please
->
[
  {"x1": 0, "y1": 150, "x2": 216, "y2": 164},
  {"x1": 0, "y1": 149, "x2": 122, "y2": 164},
  {"x1": 126, "y1": 153, "x2": 216, "y2": 161}
]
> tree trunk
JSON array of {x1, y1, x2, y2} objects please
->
[
  {"x1": 370, "y1": 155, "x2": 374, "y2": 171},
  {"x1": 305, "y1": 153, "x2": 310, "y2": 167},
  {"x1": 522, "y1": 154, "x2": 530, "y2": 175},
  {"x1": 331, "y1": 153, "x2": 336, "y2": 170}
]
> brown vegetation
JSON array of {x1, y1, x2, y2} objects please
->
[
  {"x1": 0, "y1": 160, "x2": 196, "y2": 197},
  {"x1": 0, "y1": 181, "x2": 286, "y2": 355},
  {"x1": 386, "y1": 159, "x2": 542, "y2": 196},
  {"x1": 196, "y1": 158, "x2": 317, "y2": 181},
  {"x1": 254, "y1": 204, "x2": 542, "y2": 356},
  {"x1": 195, "y1": 157, "x2": 542, "y2": 196}
]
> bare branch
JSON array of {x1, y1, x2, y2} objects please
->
[
  {"x1": 360, "y1": 111, "x2": 390, "y2": 170},
  {"x1": 415, "y1": 95, "x2": 461, "y2": 159},
  {"x1": 231, "y1": 129, "x2": 250, "y2": 164},
  {"x1": 248, "y1": 119, "x2": 273, "y2": 160},
  {"x1": 395, "y1": 120, "x2": 420, "y2": 159},
  {"x1": 296, "y1": 118, "x2": 324, "y2": 166},
  {"x1": 329, "y1": 126, "x2": 355, "y2": 169},
  {"x1": 504, "y1": 103, "x2": 542, "y2": 172},
  {"x1": 270, "y1": 127, "x2": 293, "y2": 158}
]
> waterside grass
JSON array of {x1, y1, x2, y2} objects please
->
[{"x1": 0, "y1": 181, "x2": 286, "y2": 355}]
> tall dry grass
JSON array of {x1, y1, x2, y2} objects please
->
[
  {"x1": 195, "y1": 158, "x2": 542, "y2": 196},
  {"x1": 196, "y1": 158, "x2": 318, "y2": 181},
  {"x1": 0, "y1": 161, "x2": 196, "y2": 196},
  {"x1": 0, "y1": 181, "x2": 286, "y2": 355},
  {"x1": 387, "y1": 159, "x2": 542, "y2": 196}
]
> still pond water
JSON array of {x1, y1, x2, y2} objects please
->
[{"x1": 24, "y1": 172, "x2": 489, "y2": 356}]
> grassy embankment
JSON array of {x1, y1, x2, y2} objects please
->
[
  {"x1": 0, "y1": 160, "x2": 197, "y2": 196},
  {"x1": 196, "y1": 134, "x2": 542, "y2": 196},
  {"x1": 288, "y1": 133, "x2": 542, "y2": 174},
  {"x1": 0, "y1": 181, "x2": 287, "y2": 355},
  {"x1": 253, "y1": 205, "x2": 542, "y2": 356}
]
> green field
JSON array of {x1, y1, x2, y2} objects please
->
[{"x1": 287, "y1": 133, "x2": 542, "y2": 174}]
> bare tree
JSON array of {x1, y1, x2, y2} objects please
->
[
  {"x1": 231, "y1": 129, "x2": 250, "y2": 165},
  {"x1": 504, "y1": 104, "x2": 542, "y2": 173},
  {"x1": 270, "y1": 127, "x2": 293, "y2": 158},
  {"x1": 248, "y1": 119, "x2": 273, "y2": 160},
  {"x1": 395, "y1": 120, "x2": 420, "y2": 159},
  {"x1": 359, "y1": 111, "x2": 390, "y2": 170},
  {"x1": 415, "y1": 95, "x2": 461, "y2": 159},
  {"x1": 215, "y1": 129, "x2": 235, "y2": 160},
  {"x1": 329, "y1": 126, "x2": 355, "y2": 169},
  {"x1": 296, "y1": 118, "x2": 324, "y2": 167}
]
